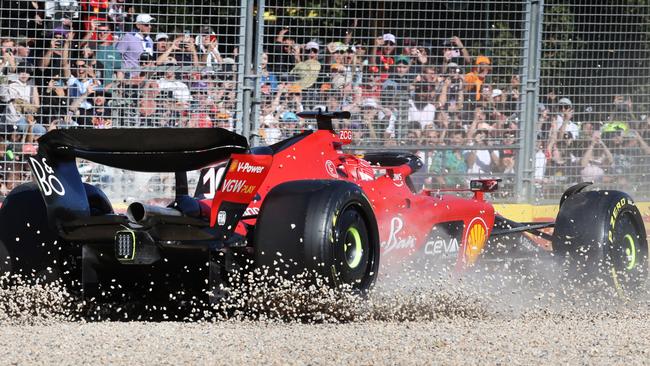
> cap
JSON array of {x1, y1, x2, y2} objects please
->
[
  {"x1": 491, "y1": 88, "x2": 503, "y2": 98},
  {"x1": 200, "y1": 26, "x2": 216, "y2": 35},
  {"x1": 558, "y1": 97, "x2": 572, "y2": 107},
  {"x1": 395, "y1": 55, "x2": 410, "y2": 65},
  {"x1": 442, "y1": 39, "x2": 453, "y2": 48},
  {"x1": 155, "y1": 33, "x2": 169, "y2": 41},
  {"x1": 362, "y1": 98, "x2": 379, "y2": 109},
  {"x1": 288, "y1": 84, "x2": 302, "y2": 94},
  {"x1": 476, "y1": 56, "x2": 491, "y2": 65},
  {"x1": 53, "y1": 27, "x2": 70, "y2": 37},
  {"x1": 280, "y1": 111, "x2": 299, "y2": 122},
  {"x1": 15, "y1": 37, "x2": 32, "y2": 47},
  {"x1": 305, "y1": 41, "x2": 319, "y2": 51},
  {"x1": 383, "y1": 33, "x2": 396, "y2": 44},
  {"x1": 139, "y1": 53, "x2": 155, "y2": 62},
  {"x1": 136, "y1": 14, "x2": 155, "y2": 24}
]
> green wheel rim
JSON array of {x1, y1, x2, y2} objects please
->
[
  {"x1": 344, "y1": 227, "x2": 363, "y2": 269},
  {"x1": 624, "y1": 233, "x2": 637, "y2": 271}
]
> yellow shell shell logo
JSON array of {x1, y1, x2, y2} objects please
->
[
  {"x1": 465, "y1": 221, "x2": 487, "y2": 265},
  {"x1": 229, "y1": 160, "x2": 239, "y2": 172}
]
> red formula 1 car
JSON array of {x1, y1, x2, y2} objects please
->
[{"x1": 0, "y1": 111, "x2": 647, "y2": 302}]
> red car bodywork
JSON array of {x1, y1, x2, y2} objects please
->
[{"x1": 202, "y1": 128, "x2": 495, "y2": 272}]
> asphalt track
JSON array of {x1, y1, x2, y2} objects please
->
[{"x1": 1, "y1": 264, "x2": 649, "y2": 365}]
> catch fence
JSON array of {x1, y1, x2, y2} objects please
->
[{"x1": 0, "y1": 0, "x2": 648, "y2": 203}]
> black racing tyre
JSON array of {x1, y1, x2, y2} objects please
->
[
  {"x1": 0, "y1": 183, "x2": 64, "y2": 283},
  {"x1": 254, "y1": 180, "x2": 380, "y2": 293},
  {"x1": 552, "y1": 190, "x2": 648, "y2": 294},
  {"x1": 0, "y1": 182, "x2": 109, "y2": 285}
]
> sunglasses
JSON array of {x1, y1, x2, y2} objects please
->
[
  {"x1": 309, "y1": 49, "x2": 318, "y2": 53},
  {"x1": 384, "y1": 41, "x2": 395, "y2": 46}
]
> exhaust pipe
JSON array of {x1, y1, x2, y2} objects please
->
[{"x1": 127, "y1": 202, "x2": 182, "y2": 224}]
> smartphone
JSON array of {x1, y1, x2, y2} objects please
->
[{"x1": 451, "y1": 49, "x2": 460, "y2": 58}]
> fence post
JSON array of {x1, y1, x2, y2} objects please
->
[
  {"x1": 237, "y1": 0, "x2": 256, "y2": 138},
  {"x1": 516, "y1": 0, "x2": 543, "y2": 203},
  {"x1": 249, "y1": 0, "x2": 265, "y2": 146}
]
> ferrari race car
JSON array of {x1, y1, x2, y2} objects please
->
[{"x1": 0, "y1": 111, "x2": 647, "y2": 303}]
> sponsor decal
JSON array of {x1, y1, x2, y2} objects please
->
[
  {"x1": 209, "y1": 154, "x2": 272, "y2": 227},
  {"x1": 608, "y1": 197, "x2": 628, "y2": 243},
  {"x1": 221, "y1": 179, "x2": 256, "y2": 194},
  {"x1": 464, "y1": 217, "x2": 488, "y2": 265},
  {"x1": 338, "y1": 129, "x2": 353, "y2": 144},
  {"x1": 424, "y1": 221, "x2": 464, "y2": 258},
  {"x1": 217, "y1": 211, "x2": 227, "y2": 226},
  {"x1": 28, "y1": 156, "x2": 66, "y2": 196},
  {"x1": 425, "y1": 238, "x2": 459, "y2": 256},
  {"x1": 243, "y1": 207, "x2": 260, "y2": 216},
  {"x1": 325, "y1": 160, "x2": 338, "y2": 178},
  {"x1": 381, "y1": 217, "x2": 416, "y2": 254},
  {"x1": 236, "y1": 161, "x2": 265, "y2": 174},
  {"x1": 393, "y1": 173, "x2": 404, "y2": 187},
  {"x1": 358, "y1": 170, "x2": 374, "y2": 181}
]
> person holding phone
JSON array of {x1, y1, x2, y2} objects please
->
[{"x1": 441, "y1": 36, "x2": 471, "y2": 72}]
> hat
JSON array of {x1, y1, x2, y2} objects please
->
[
  {"x1": 280, "y1": 111, "x2": 299, "y2": 122},
  {"x1": 52, "y1": 27, "x2": 69, "y2": 37},
  {"x1": 558, "y1": 97, "x2": 572, "y2": 107},
  {"x1": 362, "y1": 98, "x2": 379, "y2": 109},
  {"x1": 476, "y1": 56, "x2": 491, "y2": 65},
  {"x1": 139, "y1": 53, "x2": 155, "y2": 62},
  {"x1": 442, "y1": 39, "x2": 453, "y2": 48},
  {"x1": 383, "y1": 33, "x2": 396, "y2": 44},
  {"x1": 16, "y1": 63, "x2": 33, "y2": 74},
  {"x1": 395, "y1": 55, "x2": 410, "y2": 65},
  {"x1": 15, "y1": 37, "x2": 32, "y2": 47},
  {"x1": 288, "y1": 84, "x2": 302, "y2": 94},
  {"x1": 200, "y1": 26, "x2": 216, "y2": 35},
  {"x1": 491, "y1": 89, "x2": 503, "y2": 98},
  {"x1": 331, "y1": 63, "x2": 345, "y2": 71},
  {"x1": 136, "y1": 14, "x2": 155, "y2": 24},
  {"x1": 305, "y1": 41, "x2": 319, "y2": 51},
  {"x1": 155, "y1": 33, "x2": 169, "y2": 41}
]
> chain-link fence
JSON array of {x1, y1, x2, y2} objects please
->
[
  {"x1": 1, "y1": 0, "x2": 246, "y2": 201},
  {"x1": 1, "y1": 0, "x2": 649, "y2": 203},
  {"x1": 259, "y1": 1, "x2": 528, "y2": 199},
  {"x1": 536, "y1": 0, "x2": 650, "y2": 201}
]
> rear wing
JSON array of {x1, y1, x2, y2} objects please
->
[
  {"x1": 28, "y1": 128, "x2": 249, "y2": 225},
  {"x1": 37, "y1": 128, "x2": 248, "y2": 172}
]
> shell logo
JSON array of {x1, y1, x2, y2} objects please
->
[
  {"x1": 464, "y1": 218, "x2": 488, "y2": 265},
  {"x1": 229, "y1": 160, "x2": 239, "y2": 172}
]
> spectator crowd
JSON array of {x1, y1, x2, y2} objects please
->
[{"x1": 1, "y1": 2, "x2": 649, "y2": 198}]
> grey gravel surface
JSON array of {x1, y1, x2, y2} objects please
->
[
  {"x1": 1, "y1": 263, "x2": 650, "y2": 365},
  {"x1": 1, "y1": 315, "x2": 650, "y2": 365}
]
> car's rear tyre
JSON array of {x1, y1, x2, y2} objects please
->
[
  {"x1": 254, "y1": 180, "x2": 380, "y2": 293},
  {"x1": 552, "y1": 190, "x2": 648, "y2": 295},
  {"x1": 0, "y1": 182, "x2": 112, "y2": 287},
  {"x1": 0, "y1": 183, "x2": 64, "y2": 283}
]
